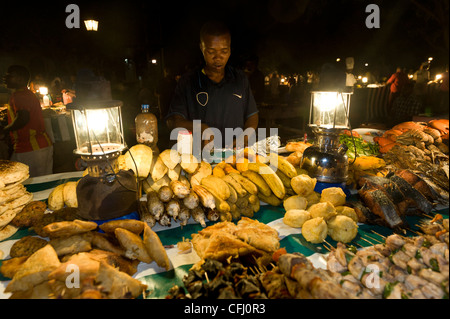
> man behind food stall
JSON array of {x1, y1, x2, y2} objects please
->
[
  {"x1": 0, "y1": 65, "x2": 53, "y2": 177},
  {"x1": 166, "y1": 20, "x2": 259, "y2": 150}
]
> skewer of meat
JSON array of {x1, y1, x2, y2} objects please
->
[{"x1": 325, "y1": 219, "x2": 449, "y2": 299}]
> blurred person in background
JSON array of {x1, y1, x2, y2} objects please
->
[
  {"x1": 390, "y1": 81, "x2": 422, "y2": 125},
  {"x1": 413, "y1": 62, "x2": 430, "y2": 106},
  {"x1": 386, "y1": 67, "x2": 409, "y2": 111},
  {"x1": 243, "y1": 55, "x2": 265, "y2": 105},
  {"x1": 0, "y1": 65, "x2": 53, "y2": 177}
]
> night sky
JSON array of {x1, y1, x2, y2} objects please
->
[{"x1": 1, "y1": 0, "x2": 448, "y2": 79}]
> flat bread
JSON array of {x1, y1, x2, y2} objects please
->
[
  {"x1": 0, "y1": 224, "x2": 19, "y2": 241},
  {"x1": 0, "y1": 160, "x2": 29, "y2": 189},
  {"x1": 1, "y1": 174, "x2": 29, "y2": 191},
  {"x1": 0, "y1": 204, "x2": 25, "y2": 228},
  {"x1": 0, "y1": 192, "x2": 33, "y2": 216},
  {"x1": 0, "y1": 184, "x2": 27, "y2": 206},
  {"x1": 0, "y1": 192, "x2": 33, "y2": 213}
]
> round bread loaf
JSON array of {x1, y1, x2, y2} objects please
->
[
  {"x1": 47, "y1": 184, "x2": 65, "y2": 211},
  {"x1": 63, "y1": 181, "x2": 78, "y2": 208}
]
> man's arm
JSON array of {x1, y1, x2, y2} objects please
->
[
  {"x1": 244, "y1": 113, "x2": 258, "y2": 131},
  {"x1": 0, "y1": 109, "x2": 30, "y2": 136}
]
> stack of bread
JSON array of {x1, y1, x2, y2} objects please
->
[{"x1": 0, "y1": 160, "x2": 33, "y2": 241}]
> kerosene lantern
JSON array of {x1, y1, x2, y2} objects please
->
[
  {"x1": 300, "y1": 91, "x2": 352, "y2": 193},
  {"x1": 67, "y1": 95, "x2": 138, "y2": 221}
]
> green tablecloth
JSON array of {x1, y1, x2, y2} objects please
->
[{"x1": 0, "y1": 172, "x2": 448, "y2": 299}]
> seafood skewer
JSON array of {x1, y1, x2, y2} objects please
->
[{"x1": 325, "y1": 217, "x2": 449, "y2": 299}]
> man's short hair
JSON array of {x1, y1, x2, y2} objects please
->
[
  {"x1": 8, "y1": 65, "x2": 31, "y2": 86},
  {"x1": 200, "y1": 20, "x2": 230, "y2": 42}
]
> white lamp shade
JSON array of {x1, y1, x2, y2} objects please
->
[
  {"x1": 71, "y1": 105, "x2": 125, "y2": 156},
  {"x1": 309, "y1": 91, "x2": 352, "y2": 129}
]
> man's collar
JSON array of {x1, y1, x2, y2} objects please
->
[{"x1": 201, "y1": 65, "x2": 234, "y2": 84}]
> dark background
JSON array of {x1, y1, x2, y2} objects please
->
[
  {"x1": 1, "y1": 0, "x2": 448, "y2": 80},
  {"x1": 0, "y1": 0, "x2": 448, "y2": 172}
]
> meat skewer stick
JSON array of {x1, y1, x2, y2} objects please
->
[
  {"x1": 364, "y1": 234, "x2": 384, "y2": 244},
  {"x1": 323, "y1": 239, "x2": 334, "y2": 252},
  {"x1": 360, "y1": 236, "x2": 377, "y2": 246},
  {"x1": 371, "y1": 230, "x2": 386, "y2": 239}
]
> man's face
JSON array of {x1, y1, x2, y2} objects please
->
[
  {"x1": 3, "y1": 70, "x2": 22, "y2": 89},
  {"x1": 200, "y1": 34, "x2": 231, "y2": 72}
]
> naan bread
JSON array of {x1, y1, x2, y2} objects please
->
[
  {"x1": 0, "y1": 192, "x2": 33, "y2": 215},
  {"x1": 0, "y1": 205, "x2": 26, "y2": 228},
  {"x1": 0, "y1": 160, "x2": 29, "y2": 189},
  {"x1": 0, "y1": 184, "x2": 26, "y2": 205},
  {"x1": 0, "y1": 224, "x2": 19, "y2": 241}
]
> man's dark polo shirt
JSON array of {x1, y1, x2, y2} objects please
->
[{"x1": 166, "y1": 66, "x2": 259, "y2": 146}]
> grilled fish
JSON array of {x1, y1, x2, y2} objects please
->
[
  {"x1": 358, "y1": 185, "x2": 406, "y2": 230},
  {"x1": 389, "y1": 174, "x2": 434, "y2": 214}
]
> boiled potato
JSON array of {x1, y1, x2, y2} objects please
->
[
  {"x1": 290, "y1": 174, "x2": 316, "y2": 196},
  {"x1": 305, "y1": 192, "x2": 320, "y2": 208},
  {"x1": 301, "y1": 217, "x2": 328, "y2": 243},
  {"x1": 320, "y1": 187, "x2": 346, "y2": 207},
  {"x1": 283, "y1": 195, "x2": 308, "y2": 211},
  {"x1": 335, "y1": 206, "x2": 358, "y2": 223},
  {"x1": 308, "y1": 201, "x2": 336, "y2": 221},
  {"x1": 283, "y1": 209, "x2": 311, "y2": 228},
  {"x1": 327, "y1": 215, "x2": 358, "y2": 243}
]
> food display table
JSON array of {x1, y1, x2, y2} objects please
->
[{"x1": 1, "y1": 171, "x2": 448, "y2": 299}]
